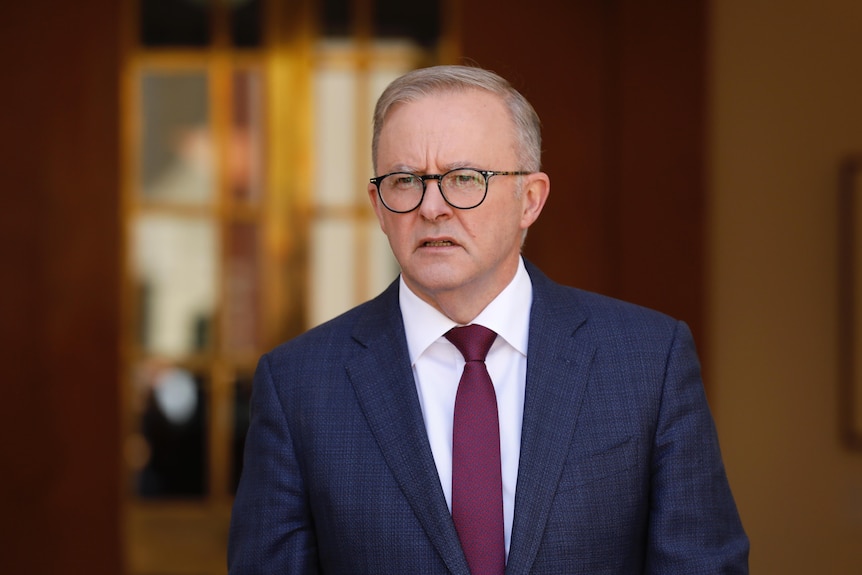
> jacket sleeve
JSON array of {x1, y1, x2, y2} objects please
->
[
  {"x1": 228, "y1": 353, "x2": 319, "y2": 574},
  {"x1": 645, "y1": 321, "x2": 749, "y2": 574}
]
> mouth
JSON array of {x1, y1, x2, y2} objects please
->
[{"x1": 422, "y1": 240, "x2": 455, "y2": 247}]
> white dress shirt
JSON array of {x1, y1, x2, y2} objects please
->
[{"x1": 399, "y1": 257, "x2": 532, "y2": 556}]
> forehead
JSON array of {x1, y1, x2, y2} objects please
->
[{"x1": 377, "y1": 89, "x2": 517, "y2": 168}]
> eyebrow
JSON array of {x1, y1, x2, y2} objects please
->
[
  {"x1": 390, "y1": 161, "x2": 477, "y2": 174},
  {"x1": 440, "y1": 161, "x2": 475, "y2": 172}
]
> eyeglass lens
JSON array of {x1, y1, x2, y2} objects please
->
[{"x1": 379, "y1": 169, "x2": 487, "y2": 212}]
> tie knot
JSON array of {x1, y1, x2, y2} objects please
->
[{"x1": 445, "y1": 324, "x2": 497, "y2": 362}]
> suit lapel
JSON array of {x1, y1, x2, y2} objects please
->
[
  {"x1": 346, "y1": 282, "x2": 469, "y2": 575},
  {"x1": 505, "y1": 264, "x2": 596, "y2": 575}
]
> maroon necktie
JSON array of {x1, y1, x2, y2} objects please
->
[{"x1": 446, "y1": 324, "x2": 505, "y2": 575}]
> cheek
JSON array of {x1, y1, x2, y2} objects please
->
[
  {"x1": 459, "y1": 219, "x2": 504, "y2": 258},
  {"x1": 378, "y1": 216, "x2": 410, "y2": 251},
  {"x1": 376, "y1": 214, "x2": 388, "y2": 235},
  {"x1": 372, "y1": 203, "x2": 388, "y2": 234},
  {"x1": 375, "y1": 206, "x2": 408, "y2": 239},
  {"x1": 471, "y1": 204, "x2": 522, "y2": 242}
]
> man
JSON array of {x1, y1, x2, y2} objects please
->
[{"x1": 228, "y1": 65, "x2": 749, "y2": 574}]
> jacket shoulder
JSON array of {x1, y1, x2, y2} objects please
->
[
  {"x1": 264, "y1": 278, "x2": 401, "y2": 365},
  {"x1": 526, "y1": 260, "x2": 681, "y2": 339}
]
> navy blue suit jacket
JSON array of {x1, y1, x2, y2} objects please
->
[{"x1": 228, "y1": 261, "x2": 749, "y2": 574}]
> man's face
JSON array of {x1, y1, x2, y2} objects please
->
[{"x1": 368, "y1": 89, "x2": 549, "y2": 320}]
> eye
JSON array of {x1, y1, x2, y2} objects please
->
[
  {"x1": 447, "y1": 170, "x2": 484, "y2": 189},
  {"x1": 390, "y1": 174, "x2": 418, "y2": 188}
]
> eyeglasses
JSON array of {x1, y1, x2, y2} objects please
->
[{"x1": 370, "y1": 168, "x2": 532, "y2": 213}]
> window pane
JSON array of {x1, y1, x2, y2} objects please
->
[
  {"x1": 225, "y1": 222, "x2": 261, "y2": 352},
  {"x1": 310, "y1": 219, "x2": 356, "y2": 327},
  {"x1": 134, "y1": 215, "x2": 219, "y2": 357},
  {"x1": 366, "y1": 217, "x2": 399, "y2": 296},
  {"x1": 230, "y1": 0, "x2": 263, "y2": 48},
  {"x1": 133, "y1": 366, "x2": 209, "y2": 498},
  {"x1": 140, "y1": 0, "x2": 211, "y2": 47},
  {"x1": 314, "y1": 64, "x2": 357, "y2": 207},
  {"x1": 231, "y1": 68, "x2": 265, "y2": 203},
  {"x1": 231, "y1": 375, "x2": 254, "y2": 494},
  {"x1": 140, "y1": 70, "x2": 213, "y2": 205}
]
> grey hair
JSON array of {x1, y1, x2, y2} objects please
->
[{"x1": 371, "y1": 65, "x2": 542, "y2": 173}]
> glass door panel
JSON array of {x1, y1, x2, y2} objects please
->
[
  {"x1": 309, "y1": 218, "x2": 357, "y2": 326},
  {"x1": 224, "y1": 221, "x2": 262, "y2": 353},
  {"x1": 231, "y1": 374, "x2": 254, "y2": 494},
  {"x1": 139, "y1": 70, "x2": 213, "y2": 205},
  {"x1": 133, "y1": 366, "x2": 209, "y2": 498},
  {"x1": 365, "y1": 217, "x2": 399, "y2": 294},
  {"x1": 134, "y1": 214, "x2": 219, "y2": 357},
  {"x1": 230, "y1": 68, "x2": 265, "y2": 204},
  {"x1": 313, "y1": 65, "x2": 358, "y2": 208}
]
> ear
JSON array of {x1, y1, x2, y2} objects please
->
[
  {"x1": 368, "y1": 181, "x2": 388, "y2": 234},
  {"x1": 519, "y1": 172, "x2": 550, "y2": 230}
]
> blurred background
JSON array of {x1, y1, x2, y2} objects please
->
[{"x1": 1, "y1": 0, "x2": 861, "y2": 573}]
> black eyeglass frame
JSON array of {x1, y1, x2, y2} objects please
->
[{"x1": 369, "y1": 168, "x2": 533, "y2": 213}]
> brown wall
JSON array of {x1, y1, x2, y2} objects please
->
[
  {"x1": 710, "y1": 1, "x2": 862, "y2": 572},
  {"x1": 0, "y1": 2, "x2": 122, "y2": 573},
  {"x1": 460, "y1": 0, "x2": 707, "y2": 347}
]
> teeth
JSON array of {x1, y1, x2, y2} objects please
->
[{"x1": 424, "y1": 240, "x2": 453, "y2": 247}]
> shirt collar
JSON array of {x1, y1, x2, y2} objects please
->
[{"x1": 399, "y1": 257, "x2": 533, "y2": 364}]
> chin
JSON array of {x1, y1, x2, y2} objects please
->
[{"x1": 406, "y1": 267, "x2": 466, "y2": 294}]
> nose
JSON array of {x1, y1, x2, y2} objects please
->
[{"x1": 418, "y1": 178, "x2": 452, "y2": 220}]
